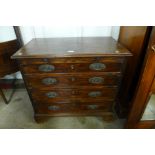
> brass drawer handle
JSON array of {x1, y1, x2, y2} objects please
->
[
  {"x1": 38, "y1": 64, "x2": 55, "y2": 72},
  {"x1": 88, "y1": 91, "x2": 102, "y2": 97},
  {"x1": 42, "y1": 78, "x2": 57, "y2": 85},
  {"x1": 89, "y1": 77, "x2": 104, "y2": 84},
  {"x1": 48, "y1": 105, "x2": 60, "y2": 111},
  {"x1": 89, "y1": 63, "x2": 106, "y2": 71},
  {"x1": 46, "y1": 92, "x2": 58, "y2": 98},
  {"x1": 87, "y1": 105, "x2": 98, "y2": 110}
]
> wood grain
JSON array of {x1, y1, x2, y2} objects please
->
[
  {"x1": 0, "y1": 39, "x2": 20, "y2": 77},
  {"x1": 22, "y1": 62, "x2": 123, "y2": 73},
  {"x1": 117, "y1": 26, "x2": 152, "y2": 117},
  {"x1": 125, "y1": 27, "x2": 155, "y2": 128},
  {"x1": 12, "y1": 37, "x2": 131, "y2": 123},
  {"x1": 12, "y1": 37, "x2": 131, "y2": 58},
  {"x1": 24, "y1": 72, "x2": 121, "y2": 89},
  {"x1": 30, "y1": 87, "x2": 118, "y2": 103}
]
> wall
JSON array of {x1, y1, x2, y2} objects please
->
[
  {"x1": 1, "y1": 26, "x2": 120, "y2": 79},
  {"x1": 20, "y1": 26, "x2": 120, "y2": 45},
  {"x1": 0, "y1": 26, "x2": 16, "y2": 42}
]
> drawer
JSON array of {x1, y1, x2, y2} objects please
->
[
  {"x1": 25, "y1": 73, "x2": 121, "y2": 89},
  {"x1": 20, "y1": 57, "x2": 125, "y2": 65},
  {"x1": 34, "y1": 102, "x2": 113, "y2": 114},
  {"x1": 31, "y1": 87, "x2": 118, "y2": 103},
  {"x1": 21, "y1": 62, "x2": 123, "y2": 73}
]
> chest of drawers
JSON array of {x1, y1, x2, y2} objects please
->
[{"x1": 12, "y1": 37, "x2": 132, "y2": 123}]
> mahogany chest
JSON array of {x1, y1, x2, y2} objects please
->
[{"x1": 12, "y1": 37, "x2": 132, "y2": 123}]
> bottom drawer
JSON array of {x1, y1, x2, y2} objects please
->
[{"x1": 34, "y1": 102, "x2": 114, "y2": 115}]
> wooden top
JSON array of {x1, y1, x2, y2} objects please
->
[{"x1": 12, "y1": 37, "x2": 132, "y2": 59}]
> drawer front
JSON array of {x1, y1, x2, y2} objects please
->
[
  {"x1": 34, "y1": 102, "x2": 113, "y2": 114},
  {"x1": 21, "y1": 62, "x2": 123, "y2": 73},
  {"x1": 20, "y1": 57, "x2": 124, "y2": 117},
  {"x1": 25, "y1": 73, "x2": 121, "y2": 89},
  {"x1": 20, "y1": 57, "x2": 125, "y2": 65},
  {"x1": 31, "y1": 88, "x2": 118, "y2": 103}
]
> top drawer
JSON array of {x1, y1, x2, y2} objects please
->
[{"x1": 20, "y1": 57, "x2": 125, "y2": 73}]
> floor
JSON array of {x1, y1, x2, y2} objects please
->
[
  {"x1": 141, "y1": 94, "x2": 155, "y2": 120},
  {"x1": 0, "y1": 88, "x2": 125, "y2": 129}
]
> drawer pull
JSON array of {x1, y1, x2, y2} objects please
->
[
  {"x1": 46, "y1": 92, "x2": 58, "y2": 98},
  {"x1": 42, "y1": 78, "x2": 57, "y2": 85},
  {"x1": 89, "y1": 77, "x2": 104, "y2": 84},
  {"x1": 88, "y1": 91, "x2": 102, "y2": 97},
  {"x1": 89, "y1": 63, "x2": 106, "y2": 71},
  {"x1": 48, "y1": 105, "x2": 60, "y2": 111},
  {"x1": 87, "y1": 105, "x2": 98, "y2": 110},
  {"x1": 38, "y1": 64, "x2": 55, "y2": 72}
]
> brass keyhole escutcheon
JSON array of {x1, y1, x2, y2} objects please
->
[
  {"x1": 71, "y1": 77, "x2": 75, "y2": 82},
  {"x1": 70, "y1": 64, "x2": 74, "y2": 70},
  {"x1": 43, "y1": 58, "x2": 49, "y2": 62}
]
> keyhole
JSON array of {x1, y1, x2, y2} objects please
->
[
  {"x1": 71, "y1": 77, "x2": 75, "y2": 82},
  {"x1": 43, "y1": 58, "x2": 48, "y2": 62},
  {"x1": 72, "y1": 90, "x2": 76, "y2": 95},
  {"x1": 71, "y1": 90, "x2": 78, "y2": 95},
  {"x1": 70, "y1": 65, "x2": 74, "y2": 70}
]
